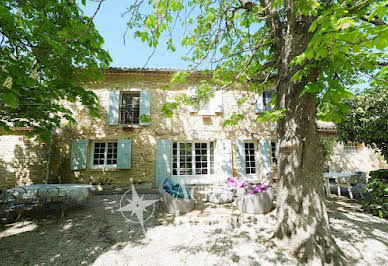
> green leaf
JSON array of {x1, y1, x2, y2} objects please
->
[
  {"x1": 376, "y1": 38, "x2": 387, "y2": 50},
  {"x1": 309, "y1": 20, "x2": 317, "y2": 32},
  {"x1": 316, "y1": 48, "x2": 328, "y2": 59},
  {"x1": 305, "y1": 49, "x2": 314, "y2": 60},
  {"x1": 3, "y1": 93, "x2": 19, "y2": 108}
]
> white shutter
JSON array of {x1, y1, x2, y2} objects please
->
[
  {"x1": 186, "y1": 86, "x2": 196, "y2": 112},
  {"x1": 213, "y1": 90, "x2": 223, "y2": 112},
  {"x1": 255, "y1": 92, "x2": 264, "y2": 113},
  {"x1": 215, "y1": 139, "x2": 233, "y2": 179},
  {"x1": 260, "y1": 139, "x2": 271, "y2": 177},
  {"x1": 236, "y1": 139, "x2": 246, "y2": 177},
  {"x1": 198, "y1": 89, "x2": 223, "y2": 115}
]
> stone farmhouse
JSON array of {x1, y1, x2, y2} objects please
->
[{"x1": 0, "y1": 68, "x2": 386, "y2": 188}]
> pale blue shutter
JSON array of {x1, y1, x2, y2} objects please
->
[
  {"x1": 213, "y1": 90, "x2": 223, "y2": 112},
  {"x1": 156, "y1": 139, "x2": 171, "y2": 188},
  {"x1": 139, "y1": 90, "x2": 151, "y2": 125},
  {"x1": 236, "y1": 139, "x2": 246, "y2": 177},
  {"x1": 260, "y1": 139, "x2": 271, "y2": 175},
  {"x1": 215, "y1": 139, "x2": 233, "y2": 178},
  {"x1": 117, "y1": 139, "x2": 131, "y2": 169},
  {"x1": 256, "y1": 92, "x2": 264, "y2": 113},
  {"x1": 108, "y1": 90, "x2": 119, "y2": 125},
  {"x1": 70, "y1": 140, "x2": 88, "y2": 170}
]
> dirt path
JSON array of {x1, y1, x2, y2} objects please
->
[{"x1": 0, "y1": 195, "x2": 387, "y2": 265}]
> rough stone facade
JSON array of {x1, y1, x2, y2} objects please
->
[
  {"x1": 49, "y1": 71, "x2": 276, "y2": 187},
  {"x1": 0, "y1": 132, "x2": 48, "y2": 188},
  {"x1": 0, "y1": 69, "x2": 386, "y2": 188}
]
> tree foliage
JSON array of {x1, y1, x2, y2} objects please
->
[
  {"x1": 125, "y1": 0, "x2": 387, "y2": 120},
  {"x1": 125, "y1": 0, "x2": 387, "y2": 263},
  {"x1": 0, "y1": 0, "x2": 111, "y2": 140},
  {"x1": 337, "y1": 84, "x2": 388, "y2": 160}
]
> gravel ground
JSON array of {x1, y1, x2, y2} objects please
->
[{"x1": 0, "y1": 194, "x2": 387, "y2": 266}]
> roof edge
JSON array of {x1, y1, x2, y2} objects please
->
[{"x1": 101, "y1": 67, "x2": 209, "y2": 76}]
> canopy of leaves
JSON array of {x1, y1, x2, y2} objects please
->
[
  {"x1": 125, "y1": 0, "x2": 387, "y2": 122},
  {"x1": 0, "y1": 0, "x2": 111, "y2": 140},
  {"x1": 337, "y1": 83, "x2": 388, "y2": 160}
]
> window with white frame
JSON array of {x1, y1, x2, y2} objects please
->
[
  {"x1": 91, "y1": 141, "x2": 118, "y2": 168},
  {"x1": 245, "y1": 142, "x2": 256, "y2": 174},
  {"x1": 343, "y1": 142, "x2": 357, "y2": 154},
  {"x1": 120, "y1": 92, "x2": 140, "y2": 124},
  {"x1": 172, "y1": 142, "x2": 215, "y2": 176},
  {"x1": 271, "y1": 141, "x2": 278, "y2": 166}
]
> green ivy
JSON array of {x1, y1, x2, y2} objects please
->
[{"x1": 362, "y1": 169, "x2": 388, "y2": 218}]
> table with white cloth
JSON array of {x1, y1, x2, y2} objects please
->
[
  {"x1": 323, "y1": 173, "x2": 364, "y2": 199},
  {"x1": 4, "y1": 184, "x2": 95, "y2": 203},
  {"x1": 2, "y1": 184, "x2": 95, "y2": 222}
]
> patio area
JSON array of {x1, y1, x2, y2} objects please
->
[{"x1": 0, "y1": 193, "x2": 387, "y2": 265}]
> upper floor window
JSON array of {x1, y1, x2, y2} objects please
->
[
  {"x1": 245, "y1": 142, "x2": 256, "y2": 174},
  {"x1": 120, "y1": 92, "x2": 140, "y2": 124},
  {"x1": 344, "y1": 142, "x2": 357, "y2": 154},
  {"x1": 172, "y1": 141, "x2": 215, "y2": 176},
  {"x1": 263, "y1": 91, "x2": 274, "y2": 111},
  {"x1": 91, "y1": 141, "x2": 118, "y2": 168},
  {"x1": 271, "y1": 141, "x2": 278, "y2": 166}
]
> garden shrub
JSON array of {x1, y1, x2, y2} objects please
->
[{"x1": 362, "y1": 169, "x2": 388, "y2": 218}]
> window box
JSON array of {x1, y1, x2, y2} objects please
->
[{"x1": 122, "y1": 126, "x2": 133, "y2": 131}]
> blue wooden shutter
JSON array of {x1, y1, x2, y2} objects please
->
[
  {"x1": 256, "y1": 92, "x2": 264, "y2": 113},
  {"x1": 108, "y1": 90, "x2": 119, "y2": 125},
  {"x1": 139, "y1": 90, "x2": 151, "y2": 125},
  {"x1": 70, "y1": 140, "x2": 88, "y2": 170},
  {"x1": 236, "y1": 139, "x2": 246, "y2": 177},
  {"x1": 260, "y1": 139, "x2": 271, "y2": 175},
  {"x1": 215, "y1": 139, "x2": 233, "y2": 179},
  {"x1": 117, "y1": 139, "x2": 131, "y2": 169},
  {"x1": 155, "y1": 140, "x2": 171, "y2": 188}
]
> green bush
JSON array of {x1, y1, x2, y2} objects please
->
[{"x1": 362, "y1": 169, "x2": 388, "y2": 218}]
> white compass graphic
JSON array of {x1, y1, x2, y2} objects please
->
[{"x1": 118, "y1": 184, "x2": 159, "y2": 233}]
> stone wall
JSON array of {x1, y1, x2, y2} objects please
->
[
  {"x1": 48, "y1": 72, "x2": 276, "y2": 187},
  {"x1": 0, "y1": 132, "x2": 48, "y2": 188},
  {"x1": 320, "y1": 131, "x2": 387, "y2": 173},
  {"x1": 1, "y1": 71, "x2": 386, "y2": 188}
]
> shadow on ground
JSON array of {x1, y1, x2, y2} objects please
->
[{"x1": 0, "y1": 193, "x2": 387, "y2": 266}]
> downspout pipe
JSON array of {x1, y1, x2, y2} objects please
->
[{"x1": 45, "y1": 130, "x2": 54, "y2": 184}]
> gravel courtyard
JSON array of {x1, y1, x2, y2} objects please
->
[{"x1": 0, "y1": 194, "x2": 387, "y2": 266}]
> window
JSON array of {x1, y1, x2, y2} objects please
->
[
  {"x1": 92, "y1": 141, "x2": 118, "y2": 168},
  {"x1": 120, "y1": 92, "x2": 140, "y2": 124},
  {"x1": 344, "y1": 142, "x2": 357, "y2": 154},
  {"x1": 245, "y1": 142, "x2": 256, "y2": 174},
  {"x1": 172, "y1": 142, "x2": 214, "y2": 176},
  {"x1": 271, "y1": 141, "x2": 278, "y2": 166},
  {"x1": 263, "y1": 91, "x2": 274, "y2": 111}
]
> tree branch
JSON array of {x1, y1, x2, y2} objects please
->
[{"x1": 360, "y1": 15, "x2": 388, "y2": 26}]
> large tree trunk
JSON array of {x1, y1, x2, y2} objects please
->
[{"x1": 271, "y1": 21, "x2": 347, "y2": 265}]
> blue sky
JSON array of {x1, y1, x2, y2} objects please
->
[{"x1": 81, "y1": 1, "x2": 189, "y2": 69}]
